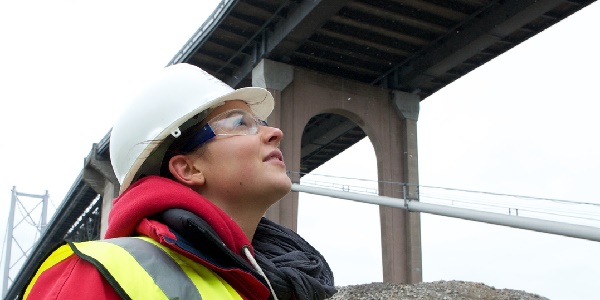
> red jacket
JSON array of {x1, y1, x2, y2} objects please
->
[{"x1": 25, "y1": 176, "x2": 271, "y2": 300}]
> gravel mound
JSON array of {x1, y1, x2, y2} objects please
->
[{"x1": 330, "y1": 280, "x2": 549, "y2": 299}]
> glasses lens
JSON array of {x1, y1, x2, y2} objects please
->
[{"x1": 209, "y1": 109, "x2": 259, "y2": 135}]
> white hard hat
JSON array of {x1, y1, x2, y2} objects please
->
[{"x1": 109, "y1": 63, "x2": 274, "y2": 193}]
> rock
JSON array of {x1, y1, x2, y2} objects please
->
[{"x1": 329, "y1": 280, "x2": 548, "y2": 300}]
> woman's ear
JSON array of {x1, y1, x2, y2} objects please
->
[{"x1": 168, "y1": 154, "x2": 205, "y2": 187}]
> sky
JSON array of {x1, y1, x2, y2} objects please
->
[{"x1": 1, "y1": 1, "x2": 599, "y2": 300}]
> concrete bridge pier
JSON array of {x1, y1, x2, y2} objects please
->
[
  {"x1": 253, "y1": 59, "x2": 422, "y2": 283},
  {"x1": 83, "y1": 143, "x2": 119, "y2": 239},
  {"x1": 252, "y1": 59, "x2": 299, "y2": 231}
]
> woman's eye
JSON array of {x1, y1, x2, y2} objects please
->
[
  {"x1": 222, "y1": 114, "x2": 251, "y2": 131},
  {"x1": 231, "y1": 116, "x2": 243, "y2": 127},
  {"x1": 234, "y1": 115, "x2": 251, "y2": 127},
  {"x1": 211, "y1": 111, "x2": 257, "y2": 134}
]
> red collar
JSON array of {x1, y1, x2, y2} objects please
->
[{"x1": 104, "y1": 175, "x2": 252, "y2": 257}]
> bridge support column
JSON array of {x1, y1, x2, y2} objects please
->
[
  {"x1": 253, "y1": 59, "x2": 298, "y2": 231},
  {"x1": 83, "y1": 143, "x2": 119, "y2": 239},
  {"x1": 379, "y1": 90, "x2": 422, "y2": 283}
]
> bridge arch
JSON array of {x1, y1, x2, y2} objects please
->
[{"x1": 300, "y1": 112, "x2": 366, "y2": 176}]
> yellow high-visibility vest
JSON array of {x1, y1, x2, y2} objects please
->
[{"x1": 24, "y1": 236, "x2": 244, "y2": 300}]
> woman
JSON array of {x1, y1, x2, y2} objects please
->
[{"x1": 23, "y1": 63, "x2": 336, "y2": 300}]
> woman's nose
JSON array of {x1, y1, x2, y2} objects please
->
[{"x1": 262, "y1": 126, "x2": 283, "y2": 145}]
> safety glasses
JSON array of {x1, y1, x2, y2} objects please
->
[{"x1": 180, "y1": 109, "x2": 267, "y2": 152}]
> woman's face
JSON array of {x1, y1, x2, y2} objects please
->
[{"x1": 193, "y1": 100, "x2": 291, "y2": 206}]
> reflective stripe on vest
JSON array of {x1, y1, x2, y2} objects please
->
[
  {"x1": 26, "y1": 237, "x2": 243, "y2": 300},
  {"x1": 76, "y1": 237, "x2": 203, "y2": 300}
]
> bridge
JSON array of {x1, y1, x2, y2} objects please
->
[{"x1": 4, "y1": 0, "x2": 597, "y2": 298}]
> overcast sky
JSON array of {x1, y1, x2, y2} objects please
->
[{"x1": 1, "y1": 1, "x2": 599, "y2": 300}]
